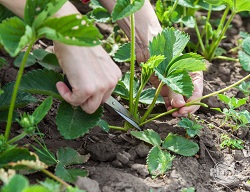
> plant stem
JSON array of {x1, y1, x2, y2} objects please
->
[
  {"x1": 194, "y1": 21, "x2": 206, "y2": 54},
  {"x1": 41, "y1": 169, "x2": 70, "y2": 188},
  {"x1": 140, "y1": 81, "x2": 164, "y2": 123},
  {"x1": 5, "y1": 41, "x2": 35, "y2": 140},
  {"x1": 109, "y1": 125, "x2": 127, "y2": 131},
  {"x1": 213, "y1": 56, "x2": 239, "y2": 62},
  {"x1": 129, "y1": 12, "x2": 136, "y2": 114},
  {"x1": 207, "y1": 9, "x2": 235, "y2": 60},
  {"x1": 133, "y1": 82, "x2": 146, "y2": 117},
  {"x1": 7, "y1": 131, "x2": 27, "y2": 144},
  {"x1": 168, "y1": 0, "x2": 179, "y2": 19},
  {"x1": 140, "y1": 74, "x2": 250, "y2": 125},
  {"x1": 188, "y1": 74, "x2": 250, "y2": 105}
]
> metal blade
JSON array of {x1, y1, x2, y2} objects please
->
[{"x1": 105, "y1": 97, "x2": 141, "y2": 130}]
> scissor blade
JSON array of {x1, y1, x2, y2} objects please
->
[{"x1": 105, "y1": 97, "x2": 141, "y2": 130}]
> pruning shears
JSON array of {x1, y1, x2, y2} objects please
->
[{"x1": 64, "y1": 75, "x2": 141, "y2": 130}]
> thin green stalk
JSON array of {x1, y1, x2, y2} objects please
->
[
  {"x1": 216, "y1": 6, "x2": 230, "y2": 36},
  {"x1": 204, "y1": 4, "x2": 212, "y2": 48},
  {"x1": 213, "y1": 56, "x2": 239, "y2": 62},
  {"x1": 133, "y1": 81, "x2": 147, "y2": 116},
  {"x1": 194, "y1": 21, "x2": 206, "y2": 54},
  {"x1": 5, "y1": 41, "x2": 35, "y2": 140},
  {"x1": 129, "y1": 12, "x2": 136, "y2": 114},
  {"x1": 7, "y1": 131, "x2": 27, "y2": 144},
  {"x1": 41, "y1": 169, "x2": 70, "y2": 188},
  {"x1": 207, "y1": 10, "x2": 236, "y2": 60},
  {"x1": 168, "y1": 0, "x2": 179, "y2": 19},
  {"x1": 109, "y1": 125, "x2": 127, "y2": 131},
  {"x1": 140, "y1": 81, "x2": 164, "y2": 123},
  {"x1": 140, "y1": 74, "x2": 250, "y2": 125},
  {"x1": 188, "y1": 74, "x2": 250, "y2": 105}
]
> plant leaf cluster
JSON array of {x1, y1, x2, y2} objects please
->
[
  {"x1": 131, "y1": 129, "x2": 199, "y2": 178},
  {"x1": 178, "y1": 118, "x2": 203, "y2": 137},
  {"x1": 213, "y1": 94, "x2": 250, "y2": 130},
  {"x1": 220, "y1": 134, "x2": 244, "y2": 150}
]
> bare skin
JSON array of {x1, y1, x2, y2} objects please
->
[{"x1": 0, "y1": 0, "x2": 203, "y2": 116}]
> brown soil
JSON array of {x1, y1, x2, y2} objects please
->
[{"x1": 0, "y1": 3, "x2": 250, "y2": 192}]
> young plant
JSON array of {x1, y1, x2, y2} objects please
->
[
  {"x1": 178, "y1": 117, "x2": 203, "y2": 138},
  {"x1": 237, "y1": 81, "x2": 250, "y2": 102},
  {"x1": 193, "y1": 0, "x2": 250, "y2": 61},
  {"x1": 220, "y1": 134, "x2": 244, "y2": 150},
  {"x1": 238, "y1": 34, "x2": 250, "y2": 72},
  {"x1": 213, "y1": 94, "x2": 250, "y2": 130},
  {"x1": 131, "y1": 129, "x2": 199, "y2": 178}
]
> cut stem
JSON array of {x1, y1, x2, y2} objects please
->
[
  {"x1": 7, "y1": 131, "x2": 27, "y2": 144},
  {"x1": 41, "y1": 169, "x2": 70, "y2": 188}
]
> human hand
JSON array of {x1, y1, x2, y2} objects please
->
[
  {"x1": 150, "y1": 71, "x2": 203, "y2": 117},
  {"x1": 54, "y1": 43, "x2": 121, "y2": 114}
]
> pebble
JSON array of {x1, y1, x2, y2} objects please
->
[
  {"x1": 76, "y1": 177, "x2": 101, "y2": 192},
  {"x1": 135, "y1": 143, "x2": 151, "y2": 158},
  {"x1": 116, "y1": 151, "x2": 130, "y2": 165},
  {"x1": 131, "y1": 164, "x2": 149, "y2": 177}
]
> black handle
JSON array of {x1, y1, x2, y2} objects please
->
[{"x1": 64, "y1": 75, "x2": 72, "y2": 92}]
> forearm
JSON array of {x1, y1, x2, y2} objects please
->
[
  {"x1": 100, "y1": 0, "x2": 161, "y2": 60},
  {"x1": 0, "y1": 0, "x2": 79, "y2": 18}
]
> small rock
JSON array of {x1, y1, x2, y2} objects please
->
[
  {"x1": 127, "y1": 148, "x2": 137, "y2": 161},
  {"x1": 135, "y1": 143, "x2": 150, "y2": 158},
  {"x1": 244, "y1": 181, "x2": 250, "y2": 191},
  {"x1": 116, "y1": 151, "x2": 130, "y2": 165},
  {"x1": 112, "y1": 159, "x2": 123, "y2": 168},
  {"x1": 131, "y1": 164, "x2": 149, "y2": 177},
  {"x1": 233, "y1": 150, "x2": 245, "y2": 161},
  {"x1": 76, "y1": 177, "x2": 101, "y2": 192}
]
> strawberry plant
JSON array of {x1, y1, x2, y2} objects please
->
[
  {"x1": 213, "y1": 94, "x2": 250, "y2": 131},
  {"x1": 0, "y1": 0, "x2": 102, "y2": 188},
  {"x1": 220, "y1": 134, "x2": 244, "y2": 149}
]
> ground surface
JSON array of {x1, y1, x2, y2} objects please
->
[{"x1": 0, "y1": 3, "x2": 250, "y2": 192}]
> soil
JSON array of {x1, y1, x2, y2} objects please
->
[{"x1": 0, "y1": 2, "x2": 250, "y2": 192}]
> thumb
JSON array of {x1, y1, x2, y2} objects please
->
[{"x1": 167, "y1": 89, "x2": 185, "y2": 108}]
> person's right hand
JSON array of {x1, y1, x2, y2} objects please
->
[{"x1": 54, "y1": 43, "x2": 122, "y2": 114}]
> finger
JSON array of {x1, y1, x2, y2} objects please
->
[
  {"x1": 81, "y1": 94, "x2": 103, "y2": 114},
  {"x1": 167, "y1": 88, "x2": 185, "y2": 108},
  {"x1": 56, "y1": 81, "x2": 89, "y2": 106}
]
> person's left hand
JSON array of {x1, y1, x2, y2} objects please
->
[{"x1": 149, "y1": 71, "x2": 203, "y2": 117}]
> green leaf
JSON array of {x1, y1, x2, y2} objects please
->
[
  {"x1": 97, "y1": 119, "x2": 109, "y2": 133},
  {"x1": 130, "y1": 129, "x2": 161, "y2": 146},
  {"x1": 57, "y1": 147, "x2": 90, "y2": 166},
  {"x1": 178, "y1": 118, "x2": 203, "y2": 137},
  {"x1": 155, "y1": 69, "x2": 194, "y2": 98},
  {"x1": 113, "y1": 43, "x2": 131, "y2": 62},
  {"x1": 20, "y1": 69, "x2": 63, "y2": 99},
  {"x1": 149, "y1": 28, "x2": 190, "y2": 75},
  {"x1": 155, "y1": 0, "x2": 164, "y2": 22},
  {"x1": 90, "y1": 7, "x2": 111, "y2": 22},
  {"x1": 141, "y1": 55, "x2": 165, "y2": 85},
  {"x1": 146, "y1": 146, "x2": 174, "y2": 177},
  {"x1": 233, "y1": 0, "x2": 250, "y2": 12},
  {"x1": 239, "y1": 51, "x2": 250, "y2": 71},
  {"x1": 0, "y1": 17, "x2": 34, "y2": 57},
  {"x1": 237, "y1": 81, "x2": 250, "y2": 96},
  {"x1": 24, "y1": 0, "x2": 67, "y2": 27},
  {"x1": 139, "y1": 88, "x2": 164, "y2": 105},
  {"x1": 1, "y1": 175, "x2": 29, "y2": 192},
  {"x1": 15, "y1": 49, "x2": 60, "y2": 70},
  {"x1": 239, "y1": 37, "x2": 250, "y2": 72},
  {"x1": 56, "y1": 102, "x2": 103, "y2": 139},
  {"x1": 167, "y1": 53, "x2": 206, "y2": 75},
  {"x1": 218, "y1": 94, "x2": 230, "y2": 104},
  {"x1": 14, "y1": 52, "x2": 36, "y2": 68},
  {"x1": 38, "y1": 14, "x2": 102, "y2": 46},
  {"x1": 39, "y1": 178, "x2": 61, "y2": 192},
  {"x1": 22, "y1": 185, "x2": 50, "y2": 192},
  {"x1": 162, "y1": 133, "x2": 199, "y2": 156},
  {"x1": 113, "y1": 72, "x2": 139, "y2": 99},
  {"x1": 111, "y1": 0, "x2": 145, "y2": 22},
  {"x1": 0, "y1": 83, "x2": 38, "y2": 111},
  {"x1": 0, "y1": 4, "x2": 14, "y2": 22},
  {"x1": 55, "y1": 147, "x2": 89, "y2": 183},
  {"x1": 0, "y1": 57, "x2": 8, "y2": 69},
  {"x1": 0, "y1": 148, "x2": 35, "y2": 168},
  {"x1": 33, "y1": 96, "x2": 53, "y2": 124}
]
